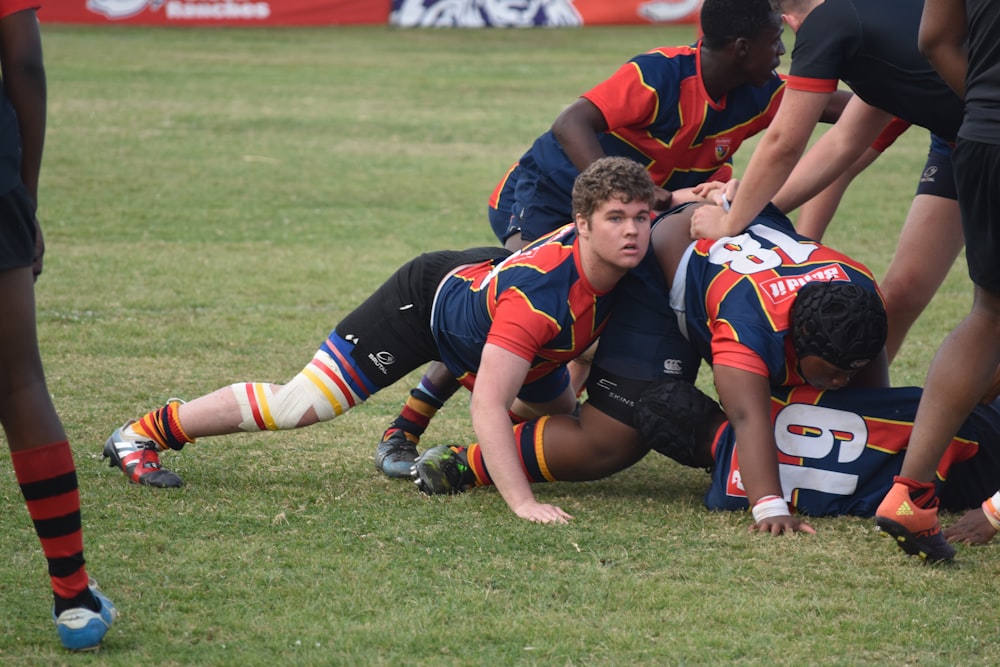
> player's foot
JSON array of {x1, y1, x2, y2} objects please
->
[
  {"x1": 54, "y1": 580, "x2": 117, "y2": 652},
  {"x1": 375, "y1": 430, "x2": 419, "y2": 479},
  {"x1": 103, "y1": 420, "x2": 183, "y2": 488},
  {"x1": 412, "y1": 445, "x2": 475, "y2": 495},
  {"x1": 875, "y1": 480, "x2": 955, "y2": 563}
]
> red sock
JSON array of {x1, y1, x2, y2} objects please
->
[{"x1": 11, "y1": 441, "x2": 89, "y2": 601}]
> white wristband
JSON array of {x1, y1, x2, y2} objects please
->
[
  {"x1": 752, "y1": 496, "x2": 790, "y2": 524},
  {"x1": 982, "y1": 491, "x2": 1000, "y2": 531}
]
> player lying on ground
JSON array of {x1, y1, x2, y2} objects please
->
[
  {"x1": 413, "y1": 194, "x2": 889, "y2": 535},
  {"x1": 633, "y1": 379, "x2": 1000, "y2": 523},
  {"x1": 102, "y1": 157, "x2": 653, "y2": 524}
]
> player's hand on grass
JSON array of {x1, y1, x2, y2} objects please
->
[
  {"x1": 750, "y1": 515, "x2": 816, "y2": 536},
  {"x1": 513, "y1": 500, "x2": 573, "y2": 524},
  {"x1": 944, "y1": 508, "x2": 998, "y2": 546}
]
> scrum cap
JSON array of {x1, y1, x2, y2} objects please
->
[{"x1": 790, "y1": 281, "x2": 887, "y2": 370}]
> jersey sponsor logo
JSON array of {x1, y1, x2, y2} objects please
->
[
  {"x1": 662, "y1": 359, "x2": 685, "y2": 375},
  {"x1": 759, "y1": 264, "x2": 850, "y2": 305},
  {"x1": 725, "y1": 450, "x2": 745, "y2": 497},
  {"x1": 368, "y1": 351, "x2": 396, "y2": 375}
]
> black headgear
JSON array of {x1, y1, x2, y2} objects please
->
[{"x1": 791, "y1": 281, "x2": 887, "y2": 370}]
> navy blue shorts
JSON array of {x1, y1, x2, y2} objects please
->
[
  {"x1": 914, "y1": 134, "x2": 957, "y2": 200},
  {"x1": 0, "y1": 184, "x2": 37, "y2": 272},
  {"x1": 508, "y1": 161, "x2": 578, "y2": 244}
]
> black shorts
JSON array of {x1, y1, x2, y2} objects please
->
[
  {"x1": 0, "y1": 184, "x2": 37, "y2": 272},
  {"x1": 586, "y1": 308, "x2": 701, "y2": 426},
  {"x1": 953, "y1": 138, "x2": 1000, "y2": 292},
  {"x1": 914, "y1": 136, "x2": 957, "y2": 200},
  {"x1": 333, "y1": 247, "x2": 510, "y2": 390}
]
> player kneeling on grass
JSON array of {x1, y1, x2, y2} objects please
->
[
  {"x1": 102, "y1": 157, "x2": 654, "y2": 525},
  {"x1": 413, "y1": 196, "x2": 890, "y2": 537}
]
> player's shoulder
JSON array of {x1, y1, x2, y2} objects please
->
[{"x1": 631, "y1": 44, "x2": 697, "y2": 72}]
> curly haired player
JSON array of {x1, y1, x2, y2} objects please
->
[
  {"x1": 414, "y1": 192, "x2": 890, "y2": 537},
  {"x1": 103, "y1": 157, "x2": 654, "y2": 525}
]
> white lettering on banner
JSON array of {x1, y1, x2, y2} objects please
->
[
  {"x1": 392, "y1": 0, "x2": 581, "y2": 28},
  {"x1": 87, "y1": 0, "x2": 271, "y2": 20},
  {"x1": 87, "y1": 0, "x2": 164, "y2": 20},
  {"x1": 166, "y1": 1, "x2": 271, "y2": 19},
  {"x1": 639, "y1": 1, "x2": 702, "y2": 23}
]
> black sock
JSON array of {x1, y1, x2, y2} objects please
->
[{"x1": 54, "y1": 587, "x2": 100, "y2": 616}]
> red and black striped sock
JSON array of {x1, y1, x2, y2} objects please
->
[
  {"x1": 11, "y1": 441, "x2": 97, "y2": 614},
  {"x1": 133, "y1": 401, "x2": 192, "y2": 451}
]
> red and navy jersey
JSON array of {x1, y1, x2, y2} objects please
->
[
  {"x1": 682, "y1": 206, "x2": 882, "y2": 385},
  {"x1": 705, "y1": 385, "x2": 985, "y2": 517},
  {"x1": 787, "y1": 0, "x2": 963, "y2": 141},
  {"x1": 518, "y1": 41, "x2": 783, "y2": 193},
  {"x1": 431, "y1": 223, "x2": 615, "y2": 389}
]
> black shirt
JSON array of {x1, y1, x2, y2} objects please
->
[{"x1": 788, "y1": 0, "x2": 963, "y2": 141}]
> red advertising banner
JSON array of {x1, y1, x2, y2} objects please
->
[
  {"x1": 574, "y1": 0, "x2": 700, "y2": 25},
  {"x1": 39, "y1": 0, "x2": 391, "y2": 26},
  {"x1": 390, "y1": 0, "x2": 702, "y2": 28}
]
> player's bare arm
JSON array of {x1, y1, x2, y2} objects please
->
[
  {"x1": 773, "y1": 97, "x2": 893, "y2": 215},
  {"x1": 714, "y1": 364, "x2": 815, "y2": 535},
  {"x1": 553, "y1": 99, "x2": 672, "y2": 211},
  {"x1": 689, "y1": 88, "x2": 829, "y2": 240},
  {"x1": 471, "y1": 343, "x2": 573, "y2": 524},
  {"x1": 918, "y1": 0, "x2": 969, "y2": 98}
]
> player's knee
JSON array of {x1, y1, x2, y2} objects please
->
[{"x1": 576, "y1": 436, "x2": 647, "y2": 479}]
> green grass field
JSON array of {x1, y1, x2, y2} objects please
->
[{"x1": 1, "y1": 24, "x2": 995, "y2": 666}]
